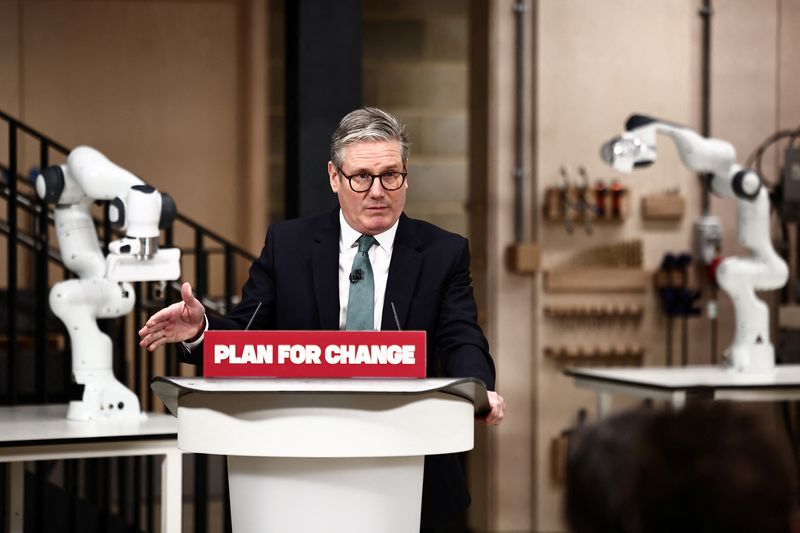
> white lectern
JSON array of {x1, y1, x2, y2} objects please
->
[{"x1": 151, "y1": 377, "x2": 489, "y2": 533}]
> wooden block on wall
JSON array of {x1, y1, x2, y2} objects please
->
[
  {"x1": 641, "y1": 193, "x2": 685, "y2": 221},
  {"x1": 544, "y1": 268, "x2": 650, "y2": 292},
  {"x1": 779, "y1": 305, "x2": 800, "y2": 329},
  {"x1": 506, "y1": 243, "x2": 540, "y2": 274}
]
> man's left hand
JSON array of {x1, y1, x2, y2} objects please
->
[{"x1": 482, "y1": 391, "x2": 506, "y2": 425}]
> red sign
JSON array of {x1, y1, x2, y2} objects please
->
[{"x1": 203, "y1": 330, "x2": 426, "y2": 378}]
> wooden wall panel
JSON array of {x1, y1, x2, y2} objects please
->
[
  {"x1": 16, "y1": 0, "x2": 248, "y2": 250},
  {"x1": 0, "y1": 0, "x2": 20, "y2": 118}
]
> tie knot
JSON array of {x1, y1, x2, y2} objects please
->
[{"x1": 357, "y1": 235, "x2": 377, "y2": 255}]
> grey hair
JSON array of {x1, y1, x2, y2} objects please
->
[{"x1": 330, "y1": 107, "x2": 409, "y2": 167}]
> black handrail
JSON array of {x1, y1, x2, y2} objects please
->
[
  {"x1": 7, "y1": 121, "x2": 18, "y2": 406},
  {"x1": 0, "y1": 110, "x2": 71, "y2": 152},
  {"x1": 0, "y1": 109, "x2": 254, "y2": 533}
]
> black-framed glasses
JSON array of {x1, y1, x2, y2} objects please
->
[{"x1": 337, "y1": 166, "x2": 407, "y2": 192}]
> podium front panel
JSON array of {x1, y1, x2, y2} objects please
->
[
  {"x1": 177, "y1": 391, "x2": 473, "y2": 457},
  {"x1": 228, "y1": 455, "x2": 424, "y2": 533}
]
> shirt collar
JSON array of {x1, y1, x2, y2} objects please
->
[{"x1": 338, "y1": 210, "x2": 399, "y2": 253}]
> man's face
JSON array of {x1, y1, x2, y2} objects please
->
[{"x1": 328, "y1": 140, "x2": 407, "y2": 235}]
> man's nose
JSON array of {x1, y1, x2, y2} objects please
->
[{"x1": 367, "y1": 177, "x2": 385, "y2": 197}]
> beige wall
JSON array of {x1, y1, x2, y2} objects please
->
[
  {"x1": 484, "y1": 1, "x2": 539, "y2": 531},
  {"x1": 534, "y1": 2, "x2": 696, "y2": 530}
]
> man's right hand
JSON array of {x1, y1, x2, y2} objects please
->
[{"x1": 138, "y1": 282, "x2": 206, "y2": 352}]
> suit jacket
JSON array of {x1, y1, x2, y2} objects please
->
[{"x1": 183, "y1": 209, "x2": 496, "y2": 527}]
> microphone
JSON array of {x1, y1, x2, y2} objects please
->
[
  {"x1": 349, "y1": 269, "x2": 364, "y2": 284},
  {"x1": 244, "y1": 301, "x2": 263, "y2": 331},
  {"x1": 390, "y1": 301, "x2": 402, "y2": 330}
]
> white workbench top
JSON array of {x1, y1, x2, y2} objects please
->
[
  {"x1": 565, "y1": 364, "x2": 800, "y2": 390},
  {"x1": 0, "y1": 404, "x2": 177, "y2": 445}
]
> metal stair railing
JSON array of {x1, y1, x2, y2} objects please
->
[{"x1": 0, "y1": 109, "x2": 256, "y2": 533}]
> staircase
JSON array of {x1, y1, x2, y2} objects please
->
[{"x1": 0, "y1": 110, "x2": 256, "y2": 533}]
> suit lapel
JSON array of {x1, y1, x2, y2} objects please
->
[
  {"x1": 311, "y1": 211, "x2": 341, "y2": 330},
  {"x1": 381, "y1": 214, "x2": 422, "y2": 330}
]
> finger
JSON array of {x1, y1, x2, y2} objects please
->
[
  {"x1": 495, "y1": 395, "x2": 505, "y2": 409},
  {"x1": 146, "y1": 337, "x2": 163, "y2": 352},
  {"x1": 485, "y1": 407, "x2": 504, "y2": 425},
  {"x1": 144, "y1": 334, "x2": 161, "y2": 351},
  {"x1": 141, "y1": 337, "x2": 161, "y2": 350},
  {"x1": 141, "y1": 331, "x2": 159, "y2": 348},
  {"x1": 144, "y1": 329, "x2": 170, "y2": 351},
  {"x1": 181, "y1": 282, "x2": 200, "y2": 307},
  {"x1": 480, "y1": 413, "x2": 501, "y2": 426},
  {"x1": 139, "y1": 321, "x2": 161, "y2": 336},
  {"x1": 140, "y1": 334, "x2": 158, "y2": 349},
  {"x1": 483, "y1": 393, "x2": 505, "y2": 425},
  {"x1": 490, "y1": 393, "x2": 505, "y2": 410},
  {"x1": 139, "y1": 319, "x2": 168, "y2": 338},
  {"x1": 144, "y1": 306, "x2": 176, "y2": 329}
]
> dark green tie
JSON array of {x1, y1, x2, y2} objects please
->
[{"x1": 346, "y1": 235, "x2": 378, "y2": 330}]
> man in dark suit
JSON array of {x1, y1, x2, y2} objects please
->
[{"x1": 139, "y1": 107, "x2": 505, "y2": 530}]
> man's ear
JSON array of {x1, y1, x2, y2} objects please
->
[{"x1": 328, "y1": 161, "x2": 340, "y2": 193}]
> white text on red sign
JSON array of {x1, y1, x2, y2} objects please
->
[{"x1": 214, "y1": 344, "x2": 417, "y2": 366}]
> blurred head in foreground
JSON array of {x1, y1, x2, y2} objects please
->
[{"x1": 565, "y1": 403, "x2": 798, "y2": 533}]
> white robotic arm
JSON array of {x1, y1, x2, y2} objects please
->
[
  {"x1": 602, "y1": 115, "x2": 788, "y2": 372},
  {"x1": 36, "y1": 147, "x2": 181, "y2": 419}
]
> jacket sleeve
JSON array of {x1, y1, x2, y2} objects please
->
[{"x1": 434, "y1": 237, "x2": 496, "y2": 390}]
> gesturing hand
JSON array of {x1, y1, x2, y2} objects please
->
[{"x1": 138, "y1": 282, "x2": 206, "y2": 351}]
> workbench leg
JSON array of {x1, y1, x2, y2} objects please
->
[
  {"x1": 597, "y1": 392, "x2": 612, "y2": 418},
  {"x1": 670, "y1": 392, "x2": 687, "y2": 410},
  {"x1": 7, "y1": 462, "x2": 24, "y2": 533},
  {"x1": 161, "y1": 450, "x2": 182, "y2": 533}
]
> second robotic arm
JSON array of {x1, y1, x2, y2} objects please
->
[{"x1": 602, "y1": 115, "x2": 788, "y2": 372}]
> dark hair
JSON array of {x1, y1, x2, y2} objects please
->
[
  {"x1": 565, "y1": 410, "x2": 647, "y2": 533},
  {"x1": 565, "y1": 404, "x2": 797, "y2": 533},
  {"x1": 631, "y1": 403, "x2": 795, "y2": 533}
]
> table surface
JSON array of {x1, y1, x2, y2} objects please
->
[
  {"x1": 0, "y1": 404, "x2": 177, "y2": 446},
  {"x1": 564, "y1": 364, "x2": 800, "y2": 391}
]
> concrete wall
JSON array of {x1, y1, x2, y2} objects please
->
[{"x1": 363, "y1": 0, "x2": 470, "y2": 235}]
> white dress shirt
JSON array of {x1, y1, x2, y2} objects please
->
[{"x1": 338, "y1": 210, "x2": 399, "y2": 330}]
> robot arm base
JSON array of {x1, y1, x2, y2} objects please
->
[
  {"x1": 67, "y1": 370, "x2": 144, "y2": 421},
  {"x1": 724, "y1": 342, "x2": 776, "y2": 374}
]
